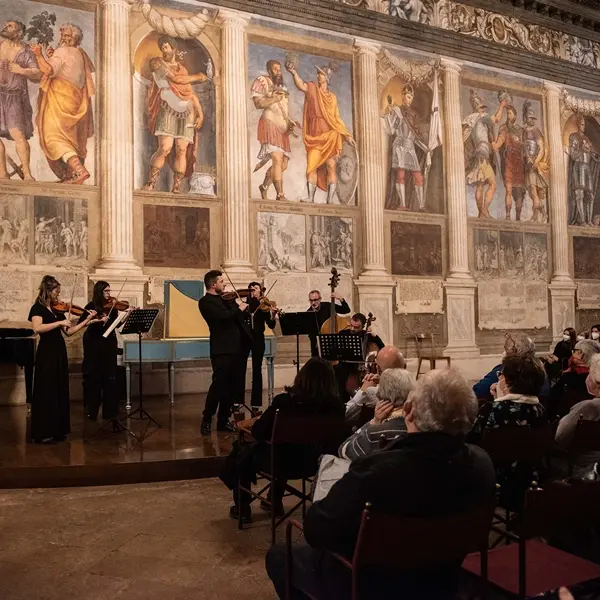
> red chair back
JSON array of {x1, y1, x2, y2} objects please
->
[
  {"x1": 479, "y1": 424, "x2": 553, "y2": 466},
  {"x1": 517, "y1": 481, "x2": 600, "y2": 539},
  {"x1": 353, "y1": 502, "x2": 495, "y2": 570}
]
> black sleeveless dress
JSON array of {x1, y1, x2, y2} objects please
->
[{"x1": 28, "y1": 303, "x2": 70, "y2": 442}]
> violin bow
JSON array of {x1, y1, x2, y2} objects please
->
[
  {"x1": 220, "y1": 264, "x2": 241, "y2": 300},
  {"x1": 67, "y1": 273, "x2": 76, "y2": 323},
  {"x1": 106, "y1": 279, "x2": 127, "y2": 321}
]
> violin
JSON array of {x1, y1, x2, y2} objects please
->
[
  {"x1": 221, "y1": 289, "x2": 250, "y2": 302},
  {"x1": 52, "y1": 300, "x2": 85, "y2": 316},
  {"x1": 103, "y1": 297, "x2": 130, "y2": 311}
]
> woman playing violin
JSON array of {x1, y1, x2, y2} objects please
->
[
  {"x1": 28, "y1": 275, "x2": 101, "y2": 443},
  {"x1": 79, "y1": 281, "x2": 133, "y2": 422},
  {"x1": 247, "y1": 282, "x2": 278, "y2": 410}
]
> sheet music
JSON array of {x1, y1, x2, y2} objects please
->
[{"x1": 102, "y1": 310, "x2": 128, "y2": 338}]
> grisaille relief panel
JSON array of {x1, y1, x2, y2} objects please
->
[
  {"x1": 390, "y1": 221, "x2": 442, "y2": 276},
  {"x1": 0, "y1": 194, "x2": 29, "y2": 264},
  {"x1": 2, "y1": 1, "x2": 96, "y2": 184},
  {"x1": 473, "y1": 228, "x2": 549, "y2": 329},
  {"x1": 143, "y1": 204, "x2": 210, "y2": 268},
  {"x1": 379, "y1": 52, "x2": 444, "y2": 214},
  {"x1": 248, "y1": 43, "x2": 356, "y2": 205},
  {"x1": 573, "y1": 236, "x2": 600, "y2": 280},
  {"x1": 34, "y1": 196, "x2": 88, "y2": 266},
  {"x1": 461, "y1": 83, "x2": 547, "y2": 223},
  {"x1": 309, "y1": 215, "x2": 353, "y2": 273},
  {"x1": 258, "y1": 211, "x2": 305, "y2": 273},
  {"x1": 133, "y1": 32, "x2": 217, "y2": 195}
]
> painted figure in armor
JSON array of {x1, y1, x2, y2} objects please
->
[
  {"x1": 522, "y1": 100, "x2": 549, "y2": 223},
  {"x1": 463, "y1": 89, "x2": 504, "y2": 218},
  {"x1": 383, "y1": 84, "x2": 431, "y2": 211},
  {"x1": 492, "y1": 92, "x2": 525, "y2": 220},
  {"x1": 568, "y1": 114, "x2": 600, "y2": 227},
  {"x1": 251, "y1": 60, "x2": 298, "y2": 201}
]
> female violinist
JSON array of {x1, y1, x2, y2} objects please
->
[
  {"x1": 79, "y1": 281, "x2": 132, "y2": 422},
  {"x1": 28, "y1": 275, "x2": 100, "y2": 443}
]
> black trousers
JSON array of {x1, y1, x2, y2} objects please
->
[
  {"x1": 251, "y1": 339, "x2": 265, "y2": 407},
  {"x1": 83, "y1": 369, "x2": 118, "y2": 420},
  {"x1": 203, "y1": 350, "x2": 249, "y2": 424}
]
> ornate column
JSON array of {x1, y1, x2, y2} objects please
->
[
  {"x1": 544, "y1": 81, "x2": 576, "y2": 343},
  {"x1": 441, "y1": 59, "x2": 478, "y2": 357},
  {"x1": 93, "y1": 0, "x2": 145, "y2": 306},
  {"x1": 219, "y1": 9, "x2": 256, "y2": 284},
  {"x1": 353, "y1": 38, "x2": 394, "y2": 344}
]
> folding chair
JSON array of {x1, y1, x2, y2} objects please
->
[
  {"x1": 478, "y1": 424, "x2": 554, "y2": 546},
  {"x1": 237, "y1": 409, "x2": 346, "y2": 544},
  {"x1": 568, "y1": 417, "x2": 600, "y2": 477},
  {"x1": 286, "y1": 501, "x2": 495, "y2": 600},
  {"x1": 463, "y1": 481, "x2": 600, "y2": 598}
]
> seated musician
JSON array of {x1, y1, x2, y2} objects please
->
[
  {"x1": 335, "y1": 313, "x2": 385, "y2": 403},
  {"x1": 345, "y1": 346, "x2": 406, "y2": 423},
  {"x1": 307, "y1": 289, "x2": 350, "y2": 358}
]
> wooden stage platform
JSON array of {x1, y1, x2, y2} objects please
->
[{"x1": 0, "y1": 394, "x2": 236, "y2": 489}]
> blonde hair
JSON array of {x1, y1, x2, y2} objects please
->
[{"x1": 36, "y1": 275, "x2": 60, "y2": 306}]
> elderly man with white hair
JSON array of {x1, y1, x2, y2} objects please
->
[
  {"x1": 556, "y1": 353, "x2": 600, "y2": 479},
  {"x1": 473, "y1": 331, "x2": 551, "y2": 404},
  {"x1": 339, "y1": 368, "x2": 415, "y2": 461},
  {"x1": 345, "y1": 345, "x2": 406, "y2": 423},
  {"x1": 266, "y1": 368, "x2": 495, "y2": 600}
]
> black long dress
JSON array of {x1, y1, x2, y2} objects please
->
[
  {"x1": 80, "y1": 302, "x2": 119, "y2": 420},
  {"x1": 28, "y1": 302, "x2": 70, "y2": 442}
]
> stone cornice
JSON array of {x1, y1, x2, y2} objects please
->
[{"x1": 184, "y1": 0, "x2": 600, "y2": 91}]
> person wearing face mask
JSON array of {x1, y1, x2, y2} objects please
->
[
  {"x1": 591, "y1": 324, "x2": 600, "y2": 341},
  {"x1": 556, "y1": 354, "x2": 600, "y2": 479},
  {"x1": 469, "y1": 354, "x2": 548, "y2": 508},
  {"x1": 543, "y1": 328, "x2": 577, "y2": 382},
  {"x1": 473, "y1": 332, "x2": 551, "y2": 404}
]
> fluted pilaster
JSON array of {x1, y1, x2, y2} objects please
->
[
  {"x1": 98, "y1": 0, "x2": 138, "y2": 270},
  {"x1": 544, "y1": 81, "x2": 572, "y2": 283},
  {"x1": 441, "y1": 59, "x2": 470, "y2": 279},
  {"x1": 219, "y1": 10, "x2": 254, "y2": 277},
  {"x1": 354, "y1": 39, "x2": 386, "y2": 275}
]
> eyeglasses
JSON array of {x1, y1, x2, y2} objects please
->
[{"x1": 496, "y1": 370, "x2": 504, "y2": 379}]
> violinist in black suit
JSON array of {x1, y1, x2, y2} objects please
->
[
  {"x1": 199, "y1": 270, "x2": 253, "y2": 435},
  {"x1": 247, "y1": 282, "x2": 278, "y2": 410},
  {"x1": 307, "y1": 289, "x2": 351, "y2": 357}
]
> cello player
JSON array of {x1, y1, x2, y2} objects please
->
[{"x1": 306, "y1": 289, "x2": 350, "y2": 357}]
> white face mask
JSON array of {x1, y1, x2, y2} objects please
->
[
  {"x1": 592, "y1": 332, "x2": 600, "y2": 340},
  {"x1": 577, "y1": 335, "x2": 585, "y2": 341},
  {"x1": 563, "y1": 334, "x2": 571, "y2": 342}
]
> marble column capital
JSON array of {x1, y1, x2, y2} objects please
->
[
  {"x1": 218, "y1": 8, "x2": 251, "y2": 28},
  {"x1": 100, "y1": 0, "x2": 135, "y2": 8},
  {"x1": 543, "y1": 81, "x2": 563, "y2": 96},
  {"x1": 353, "y1": 38, "x2": 381, "y2": 57},
  {"x1": 440, "y1": 58, "x2": 462, "y2": 75}
]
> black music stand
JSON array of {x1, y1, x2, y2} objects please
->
[
  {"x1": 280, "y1": 312, "x2": 320, "y2": 373},
  {"x1": 119, "y1": 308, "x2": 160, "y2": 442},
  {"x1": 318, "y1": 333, "x2": 364, "y2": 363}
]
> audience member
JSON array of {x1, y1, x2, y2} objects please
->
[
  {"x1": 548, "y1": 339, "x2": 600, "y2": 418},
  {"x1": 345, "y1": 346, "x2": 405, "y2": 422},
  {"x1": 473, "y1": 332, "x2": 550, "y2": 404},
  {"x1": 222, "y1": 357, "x2": 344, "y2": 523},
  {"x1": 266, "y1": 368, "x2": 495, "y2": 600},
  {"x1": 469, "y1": 354, "x2": 547, "y2": 508},
  {"x1": 556, "y1": 354, "x2": 600, "y2": 479},
  {"x1": 339, "y1": 368, "x2": 415, "y2": 461},
  {"x1": 591, "y1": 324, "x2": 600, "y2": 341},
  {"x1": 545, "y1": 327, "x2": 577, "y2": 377}
]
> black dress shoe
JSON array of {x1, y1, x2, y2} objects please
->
[
  {"x1": 229, "y1": 505, "x2": 252, "y2": 524},
  {"x1": 200, "y1": 421, "x2": 212, "y2": 435},
  {"x1": 217, "y1": 421, "x2": 236, "y2": 433}
]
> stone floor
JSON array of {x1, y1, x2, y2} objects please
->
[{"x1": 0, "y1": 478, "x2": 279, "y2": 600}]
